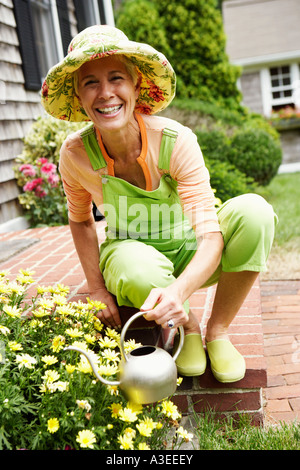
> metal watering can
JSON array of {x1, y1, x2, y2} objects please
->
[{"x1": 64, "y1": 311, "x2": 184, "y2": 404}]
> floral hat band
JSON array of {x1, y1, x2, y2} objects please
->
[{"x1": 41, "y1": 25, "x2": 176, "y2": 122}]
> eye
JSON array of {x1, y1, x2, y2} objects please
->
[
  {"x1": 84, "y1": 79, "x2": 98, "y2": 86},
  {"x1": 110, "y1": 75, "x2": 124, "y2": 82}
]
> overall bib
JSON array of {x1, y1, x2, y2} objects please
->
[{"x1": 81, "y1": 124, "x2": 277, "y2": 313}]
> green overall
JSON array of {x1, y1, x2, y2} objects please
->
[{"x1": 81, "y1": 124, "x2": 277, "y2": 313}]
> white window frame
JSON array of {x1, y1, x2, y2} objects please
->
[{"x1": 260, "y1": 63, "x2": 300, "y2": 116}]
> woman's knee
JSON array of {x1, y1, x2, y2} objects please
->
[{"x1": 101, "y1": 240, "x2": 175, "y2": 307}]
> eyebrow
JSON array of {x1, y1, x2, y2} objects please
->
[{"x1": 79, "y1": 70, "x2": 127, "y2": 83}]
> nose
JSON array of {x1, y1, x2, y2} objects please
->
[{"x1": 97, "y1": 80, "x2": 114, "y2": 100}]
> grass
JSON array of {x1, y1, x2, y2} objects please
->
[
  {"x1": 192, "y1": 412, "x2": 300, "y2": 450},
  {"x1": 255, "y1": 171, "x2": 300, "y2": 279},
  {"x1": 256, "y1": 172, "x2": 300, "y2": 247}
]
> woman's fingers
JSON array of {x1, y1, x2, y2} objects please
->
[{"x1": 141, "y1": 288, "x2": 188, "y2": 328}]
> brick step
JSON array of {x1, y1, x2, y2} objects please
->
[{"x1": 0, "y1": 222, "x2": 267, "y2": 425}]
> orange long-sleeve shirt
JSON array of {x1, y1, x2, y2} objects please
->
[{"x1": 59, "y1": 114, "x2": 220, "y2": 239}]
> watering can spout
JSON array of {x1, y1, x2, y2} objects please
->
[{"x1": 64, "y1": 346, "x2": 120, "y2": 386}]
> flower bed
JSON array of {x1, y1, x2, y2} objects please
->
[{"x1": 0, "y1": 269, "x2": 191, "y2": 450}]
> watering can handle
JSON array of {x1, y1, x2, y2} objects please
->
[{"x1": 120, "y1": 311, "x2": 184, "y2": 362}]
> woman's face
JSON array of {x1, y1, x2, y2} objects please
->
[{"x1": 77, "y1": 56, "x2": 140, "y2": 134}]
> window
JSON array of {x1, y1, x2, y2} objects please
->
[
  {"x1": 13, "y1": 0, "x2": 111, "y2": 91},
  {"x1": 270, "y1": 65, "x2": 294, "y2": 111},
  {"x1": 260, "y1": 63, "x2": 300, "y2": 116}
]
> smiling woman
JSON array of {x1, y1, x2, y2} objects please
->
[{"x1": 41, "y1": 25, "x2": 277, "y2": 384}]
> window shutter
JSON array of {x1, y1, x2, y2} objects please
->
[
  {"x1": 56, "y1": 0, "x2": 72, "y2": 55},
  {"x1": 73, "y1": 0, "x2": 88, "y2": 32},
  {"x1": 12, "y1": 0, "x2": 41, "y2": 91}
]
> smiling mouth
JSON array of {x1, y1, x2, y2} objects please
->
[{"x1": 96, "y1": 105, "x2": 123, "y2": 115}]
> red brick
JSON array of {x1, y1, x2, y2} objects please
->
[
  {"x1": 266, "y1": 384, "x2": 300, "y2": 400},
  {"x1": 267, "y1": 399, "x2": 291, "y2": 412},
  {"x1": 191, "y1": 391, "x2": 261, "y2": 413}
]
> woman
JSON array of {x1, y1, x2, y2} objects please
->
[{"x1": 41, "y1": 25, "x2": 277, "y2": 383}]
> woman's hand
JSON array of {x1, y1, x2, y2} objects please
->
[
  {"x1": 89, "y1": 286, "x2": 121, "y2": 330},
  {"x1": 140, "y1": 285, "x2": 189, "y2": 329}
]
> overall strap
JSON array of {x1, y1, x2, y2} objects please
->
[
  {"x1": 158, "y1": 127, "x2": 178, "y2": 172},
  {"x1": 80, "y1": 124, "x2": 107, "y2": 171}
]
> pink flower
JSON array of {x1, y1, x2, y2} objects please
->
[
  {"x1": 23, "y1": 178, "x2": 43, "y2": 192},
  {"x1": 37, "y1": 158, "x2": 48, "y2": 166},
  {"x1": 40, "y1": 163, "x2": 57, "y2": 174},
  {"x1": 19, "y1": 164, "x2": 36, "y2": 177},
  {"x1": 47, "y1": 173, "x2": 60, "y2": 187}
]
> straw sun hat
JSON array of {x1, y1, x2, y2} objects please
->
[{"x1": 41, "y1": 25, "x2": 176, "y2": 122}]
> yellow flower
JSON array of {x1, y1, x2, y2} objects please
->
[
  {"x1": 16, "y1": 273, "x2": 34, "y2": 285},
  {"x1": 118, "y1": 433, "x2": 134, "y2": 450},
  {"x1": 136, "y1": 417, "x2": 157, "y2": 437},
  {"x1": 36, "y1": 285, "x2": 51, "y2": 294},
  {"x1": 98, "y1": 336, "x2": 118, "y2": 349},
  {"x1": 76, "y1": 430, "x2": 96, "y2": 449},
  {"x1": 77, "y1": 356, "x2": 93, "y2": 374},
  {"x1": 105, "y1": 328, "x2": 120, "y2": 340},
  {"x1": 118, "y1": 407, "x2": 139, "y2": 423},
  {"x1": 97, "y1": 363, "x2": 118, "y2": 377},
  {"x1": 84, "y1": 333, "x2": 96, "y2": 344},
  {"x1": 65, "y1": 327, "x2": 84, "y2": 338},
  {"x1": 37, "y1": 298, "x2": 54, "y2": 310},
  {"x1": 41, "y1": 355, "x2": 58, "y2": 366},
  {"x1": 123, "y1": 339, "x2": 142, "y2": 354},
  {"x1": 47, "y1": 418, "x2": 59, "y2": 434},
  {"x1": 87, "y1": 298, "x2": 106, "y2": 310},
  {"x1": 52, "y1": 294, "x2": 67, "y2": 306},
  {"x1": 54, "y1": 283, "x2": 69, "y2": 295},
  {"x1": 19, "y1": 268, "x2": 35, "y2": 277},
  {"x1": 3, "y1": 305, "x2": 22, "y2": 318},
  {"x1": 109, "y1": 402, "x2": 122, "y2": 418},
  {"x1": 32, "y1": 307, "x2": 51, "y2": 318},
  {"x1": 51, "y1": 335, "x2": 65, "y2": 352},
  {"x1": 138, "y1": 442, "x2": 151, "y2": 450},
  {"x1": 106, "y1": 385, "x2": 119, "y2": 396},
  {"x1": 124, "y1": 427, "x2": 136, "y2": 438},
  {"x1": 0, "y1": 325, "x2": 10, "y2": 336},
  {"x1": 176, "y1": 426, "x2": 193, "y2": 442},
  {"x1": 101, "y1": 348, "x2": 120, "y2": 363},
  {"x1": 7, "y1": 282, "x2": 25, "y2": 295},
  {"x1": 76, "y1": 399, "x2": 91, "y2": 412},
  {"x1": 65, "y1": 363, "x2": 76, "y2": 374},
  {"x1": 42, "y1": 369, "x2": 60, "y2": 383},
  {"x1": 161, "y1": 400, "x2": 181, "y2": 420},
  {"x1": 8, "y1": 341, "x2": 23, "y2": 351},
  {"x1": 93, "y1": 317, "x2": 103, "y2": 332},
  {"x1": 16, "y1": 353, "x2": 37, "y2": 369},
  {"x1": 56, "y1": 305, "x2": 75, "y2": 316}
]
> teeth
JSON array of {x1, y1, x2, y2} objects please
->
[{"x1": 97, "y1": 105, "x2": 122, "y2": 114}]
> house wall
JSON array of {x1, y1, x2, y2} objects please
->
[
  {"x1": 223, "y1": 0, "x2": 300, "y2": 63},
  {"x1": 0, "y1": 0, "x2": 113, "y2": 232},
  {"x1": 0, "y1": 0, "x2": 42, "y2": 229},
  {"x1": 240, "y1": 71, "x2": 264, "y2": 114},
  {"x1": 223, "y1": 0, "x2": 300, "y2": 165}
]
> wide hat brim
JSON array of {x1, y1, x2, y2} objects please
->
[{"x1": 41, "y1": 25, "x2": 176, "y2": 121}]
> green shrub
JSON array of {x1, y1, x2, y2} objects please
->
[
  {"x1": 116, "y1": 0, "x2": 242, "y2": 109},
  {"x1": 115, "y1": 0, "x2": 172, "y2": 60},
  {"x1": 196, "y1": 129, "x2": 231, "y2": 162},
  {"x1": 205, "y1": 158, "x2": 256, "y2": 202},
  {"x1": 228, "y1": 128, "x2": 282, "y2": 186}
]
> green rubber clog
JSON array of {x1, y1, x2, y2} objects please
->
[
  {"x1": 174, "y1": 333, "x2": 207, "y2": 377},
  {"x1": 206, "y1": 339, "x2": 246, "y2": 383}
]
